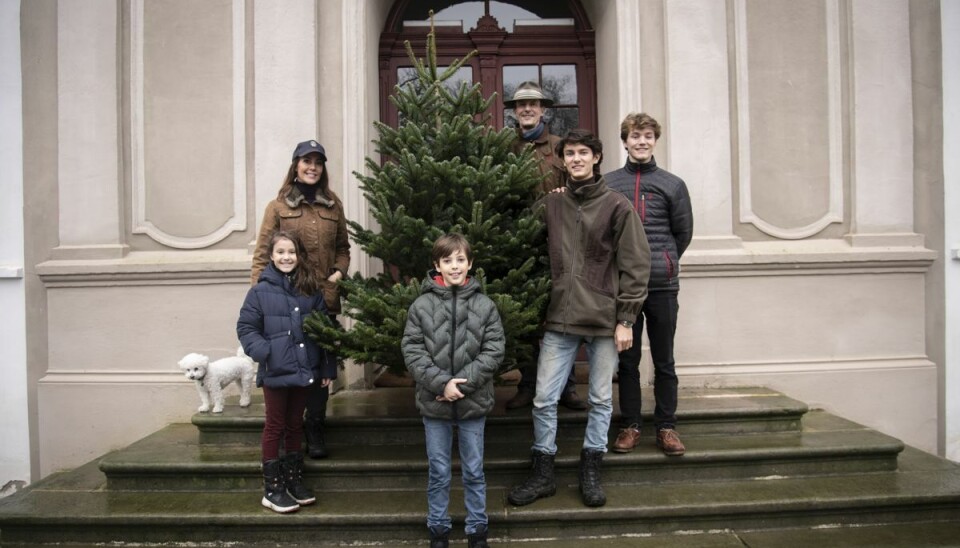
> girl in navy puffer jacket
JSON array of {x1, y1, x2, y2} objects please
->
[{"x1": 237, "y1": 231, "x2": 334, "y2": 514}]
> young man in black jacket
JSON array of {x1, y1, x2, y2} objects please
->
[{"x1": 604, "y1": 113, "x2": 694, "y2": 457}]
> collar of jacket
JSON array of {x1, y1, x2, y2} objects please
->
[
  {"x1": 284, "y1": 184, "x2": 335, "y2": 209},
  {"x1": 516, "y1": 125, "x2": 553, "y2": 146},
  {"x1": 624, "y1": 156, "x2": 658, "y2": 174},
  {"x1": 422, "y1": 269, "x2": 480, "y2": 298},
  {"x1": 566, "y1": 175, "x2": 607, "y2": 200}
]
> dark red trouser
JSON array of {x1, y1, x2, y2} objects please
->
[{"x1": 261, "y1": 385, "x2": 310, "y2": 461}]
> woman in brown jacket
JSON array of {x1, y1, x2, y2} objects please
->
[{"x1": 251, "y1": 139, "x2": 350, "y2": 459}]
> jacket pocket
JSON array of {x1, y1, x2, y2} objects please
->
[
  {"x1": 664, "y1": 251, "x2": 674, "y2": 280},
  {"x1": 266, "y1": 332, "x2": 297, "y2": 378},
  {"x1": 321, "y1": 280, "x2": 341, "y2": 313}
]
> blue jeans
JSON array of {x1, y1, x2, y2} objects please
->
[
  {"x1": 532, "y1": 330, "x2": 617, "y2": 454},
  {"x1": 423, "y1": 416, "x2": 487, "y2": 535}
]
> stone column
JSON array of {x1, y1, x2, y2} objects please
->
[
  {"x1": 252, "y1": 0, "x2": 319, "y2": 242},
  {"x1": 943, "y1": 0, "x2": 960, "y2": 463},
  {"x1": 847, "y1": 0, "x2": 922, "y2": 247},
  {"x1": 0, "y1": 0, "x2": 30, "y2": 492},
  {"x1": 54, "y1": 0, "x2": 126, "y2": 259}
]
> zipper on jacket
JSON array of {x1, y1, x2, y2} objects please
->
[
  {"x1": 664, "y1": 251, "x2": 674, "y2": 280},
  {"x1": 562, "y1": 204, "x2": 583, "y2": 334},
  {"x1": 633, "y1": 171, "x2": 647, "y2": 223},
  {"x1": 449, "y1": 285, "x2": 459, "y2": 421}
]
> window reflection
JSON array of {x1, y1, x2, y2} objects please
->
[{"x1": 542, "y1": 65, "x2": 577, "y2": 104}]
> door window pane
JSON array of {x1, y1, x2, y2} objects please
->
[
  {"x1": 397, "y1": 66, "x2": 474, "y2": 95},
  {"x1": 542, "y1": 65, "x2": 577, "y2": 104},
  {"x1": 545, "y1": 107, "x2": 579, "y2": 136},
  {"x1": 503, "y1": 65, "x2": 539, "y2": 101}
]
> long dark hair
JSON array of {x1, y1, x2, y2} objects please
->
[
  {"x1": 268, "y1": 230, "x2": 324, "y2": 296},
  {"x1": 276, "y1": 157, "x2": 331, "y2": 202}
]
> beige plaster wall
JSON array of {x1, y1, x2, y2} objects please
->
[{"x1": 38, "y1": 281, "x2": 249, "y2": 475}]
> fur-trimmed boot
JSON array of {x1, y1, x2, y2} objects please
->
[
  {"x1": 304, "y1": 416, "x2": 329, "y2": 459},
  {"x1": 281, "y1": 452, "x2": 316, "y2": 505},
  {"x1": 507, "y1": 450, "x2": 556, "y2": 506},
  {"x1": 261, "y1": 459, "x2": 299, "y2": 513},
  {"x1": 467, "y1": 524, "x2": 490, "y2": 548},
  {"x1": 578, "y1": 448, "x2": 606, "y2": 507}
]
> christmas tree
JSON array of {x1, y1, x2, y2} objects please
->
[{"x1": 304, "y1": 25, "x2": 550, "y2": 377}]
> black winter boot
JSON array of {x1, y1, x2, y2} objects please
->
[
  {"x1": 467, "y1": 524, "x2": 490, "y2": 548},
  {"x1": 578, "y1": 448, "x2": 606, "y2": 507},
  {"x1": 304, "y1": 417, "x2": 329, "y2": 459},
  {"x1": 281, "y1": 452, "x2": 316, "y2": 505},
  {"x1": 261, "y1": 459, "x2": 299, "y2": 513},
  {"x1": 507, "y1": 450, "x2": 556, "y2": 506},
  {"x1": 429, "y1": 525, "x2": 450, "y2": 548}
]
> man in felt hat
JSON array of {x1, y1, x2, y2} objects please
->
[{"x1": 503, "y1": 81, "x2": 586, "y2": 411}]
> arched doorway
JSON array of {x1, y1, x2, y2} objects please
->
[{"x1": 379, "y1": 0, "x2": 596, "y2": 137}]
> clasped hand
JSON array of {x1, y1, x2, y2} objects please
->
[{"x1": 436, "y1": 378, "x2": 467, "y2": 402}]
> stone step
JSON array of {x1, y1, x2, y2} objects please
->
[
  {"x1": 194, "y1": 385, "x2": 808, "y2": 445},
  {"x1": 99, "y1": 411, "x2": 902, "y2": 492},
  {"x1": 2, "y1": 447, "x2": 958, "y2": 546}
]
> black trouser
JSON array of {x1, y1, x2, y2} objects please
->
[
  {"x1": 617, "y1": 290, "x2": 679, "y2": 429},
  {"x1": 517, "y1": 344, "x2": 578, "y2": 394},
  {"x1": 305, "y1": 313, "x2": 337, "y2": 420},
  {"x1": 304, "y1": 382, "x2": 329, "y2": 421}
]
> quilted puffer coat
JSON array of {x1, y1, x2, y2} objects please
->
[
  {"x1": 402, "y1": 273, "x2": 505, "y2": 421},
  {"x1": 237, "y1": 262, "x2": 336, "y2": 389},
  {"x1": 605, "y1": 158, "x2": 693, "y2": 292}
]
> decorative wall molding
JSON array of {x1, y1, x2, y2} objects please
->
[
  {"x1": 734, "y1": 0, "x2": 843, "y2": 239},
  {"x1": 679, "y1": 356, "x2": 934, "y2": 377},
  {"x1": 36, "y1": 250, "x2": 252, "y2": 287},
  {"x1": 129, "y1": 0, "x2": 247, "y2": 249},
  {"x1": 38, "y1": 371, "x2": 187, "y2": 385}
]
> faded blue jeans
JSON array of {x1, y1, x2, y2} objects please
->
[
  {"x1": 532, "y1": 330, "x2": 617, "y2": 454},
  {"x1": 423, "y1": 416, "x2": 487, "y2": 535}
]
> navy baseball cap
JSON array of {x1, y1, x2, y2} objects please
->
[{"x1": 292, "y1": 140, "x2": 327, "y2": 162}]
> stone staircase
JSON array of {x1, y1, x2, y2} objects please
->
[{"x1": 2, "y1": 385, "x2": 960, "y2": 546}]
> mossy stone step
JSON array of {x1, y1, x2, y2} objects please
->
[
  {"x1": 194, "y1": 386, "x2": 808, "y2": 444},
  {"x1": 3, "y1": 448, "x2": 959, "y2": 545},
  {"x1": 99, "y1": 411, "x2": 902, "y2": 492}
]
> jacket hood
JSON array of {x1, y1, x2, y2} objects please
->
[
  {"x1": 421, "y1": 269, "x2": 481, "y2": 299},
  {"x1": 258, "y1": 262, "x2": 294, "y2": 290}
]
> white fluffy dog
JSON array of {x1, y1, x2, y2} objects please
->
[{"x1": 178, "y1": 347, "x2": 255, "y2": 413}]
